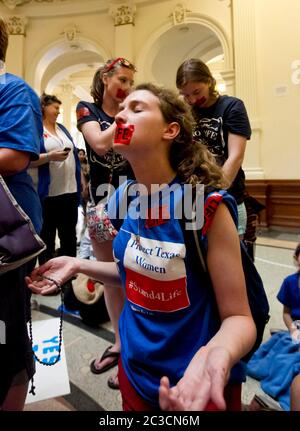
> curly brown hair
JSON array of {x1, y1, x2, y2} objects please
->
[
  {"x1": 40, "y1": 92, "x2": 61, "y2": 116},
  {"x1": 135, "y1": 83, "x2": 227, "y2": 188}
]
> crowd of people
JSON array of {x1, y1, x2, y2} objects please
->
[{"x1": 1, "y1": 15, "x2": 299, "y2": 412}]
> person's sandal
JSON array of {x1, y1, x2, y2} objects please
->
[
  {"x1": 90, "y1": 346, "x2": 120, "y2": 374},
  {"x1": 247, "y1": 394, "x2": 283, "y2": 411},
  {"x1": 107, "y1": 374, "x2": 119, "y2": 390}
]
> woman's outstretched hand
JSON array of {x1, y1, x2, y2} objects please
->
[
  {"x1": 159, "y1": 346, "x2": 231, "y2": 411},
  {"x1": 25, "y1": 256, "x2": 77, "y2": 295}
]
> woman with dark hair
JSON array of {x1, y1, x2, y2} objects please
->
[
  {"x1": 76, "y1": 58, "x2": 136, "y2": 388},
  {"x1": 27, "y1": 83, "x2": 256, "y2": 411},
  {"x1": 176, "y1": 58, "x2": 251, "y2": 238},
  {"x1": 30, "y1": 93, "x2": 81, "y2": 263}
]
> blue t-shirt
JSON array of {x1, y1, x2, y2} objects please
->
[
  {"x1": 193, "y1": 95, "x2": 251, "y2": 204},
  {"x1": 277, "y1": 272, "x2": 300, "y2": 320},
  {"x1": 108, "y1": 179, "x2": 245, "y2": 407},
  {"x1": 0, "y1": 73, "x2": 43, "y2": 232}
]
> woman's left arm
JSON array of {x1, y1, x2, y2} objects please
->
[
  {"x1": 204, "y1": 203, "x2": 256, "y2": 358},
  {"x1": 159, "y1": 203, "x2": 256, "y2": 411},
  {"x1": 222, "y1": 132, "x2": 247, "y2": 184}
]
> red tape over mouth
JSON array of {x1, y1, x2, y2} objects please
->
[
  {"x1": 114, "y1": 124, "x2": 135, "y2": 145},
  {"x1": 116, "y1": 88, "x2": 127, "y2": 99},
  {"x1": 195, "y1": 96, "x2": 207, "y2": 107}
]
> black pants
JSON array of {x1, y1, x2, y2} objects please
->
[
  {"x1": 39, "y1": 193, "x2": 78, "y2": 264},
  {"x1": 0, "y1": 260, "x2": 36, "y2": 406}
]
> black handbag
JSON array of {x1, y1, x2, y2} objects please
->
[{"x1": 0, "y1": 174, "x2": 46, "y2": 274}]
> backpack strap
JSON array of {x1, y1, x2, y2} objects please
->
[{"x1": 189, "y1": 188, "x2": 238, "y2": 272}]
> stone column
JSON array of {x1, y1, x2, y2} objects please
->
[
  {"x1": 232, "y1": 0, "x2": 264, "y2": 179},
  {"x1": 57, "y1": 83, "x2": 73, "y2": 132},
  {"x1": 109, "y1": 2, "x2": 136, "y2": 62},
  {"x1": 6, "y1": 15, "x2": 27, "y2": 78},
  {"x1": 220, "y1": 69, "x2": 235, "y2": 96}
]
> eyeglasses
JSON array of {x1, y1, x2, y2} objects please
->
[{"x1": 104, "y1": 57, "x2": 136, "y2": 73}]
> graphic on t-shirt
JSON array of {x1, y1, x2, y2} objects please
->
[
  {"x1": 202, "y1": 192, "x2": 224, "y2": 235},
  {"x1": 193, "y1": 117, "x2": 225, "y2": 157},
  {"x1": 122, "y1": 234, "x2": 190, "y2": 312},
  {"x1": 145, "y1": 205, "x2": 170, "y2": 228},
  {"x1": 76, "y1": 107, "x2": 91, "y2": 120},
  {"x1": 99, "y1": 119, "x2": 112, "y2": 131}
]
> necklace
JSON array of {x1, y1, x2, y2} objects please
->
[
  {"x1": 135, "y1": 192, "x2": 142, "y2": 245},
  {"x1": 136, "y1": 216, "x2": 141, "y2": 245}
]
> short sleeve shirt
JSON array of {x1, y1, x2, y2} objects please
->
[
  {"x1": 76, "y1": 101, "x2": 134, "y2": 203},
  {"x1": 277, "y1": 272, "x2": 300, "y2": 320},
  {"x1": 193, "y1": 95, "x2": 251, "y2": 203},
  {"x1": 0, "y1": 73, "x2": 43, "y2": 232}
]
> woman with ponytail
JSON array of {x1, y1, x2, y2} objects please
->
[{"x1": 76, "y1": 58, "x2": 136, "y2": 389}]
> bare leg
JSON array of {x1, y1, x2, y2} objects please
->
[
  {"x1": 91, "y1": 238, "x2": 124, "y2": 377},
  {"x1": 291, "y1": 374, "x2": 300, "y2": 411},
  {"x1": 1, "y1": 381, "x2": 29, "y2": 411}
]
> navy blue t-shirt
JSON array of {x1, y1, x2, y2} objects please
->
[
  {"x1": 0, "y1": 73, "x2": 43, "y2": 233},
  {"x1": 277, "y1": 272, "x2": 300, "y2": 320},
  {"x1": 193, "y1": 95, "x2": 251, "y2": 204},
  {"x1": 76, "y1": 101, "x2": 134, "y2": 204}
]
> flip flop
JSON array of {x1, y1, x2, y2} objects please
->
[
  {"x1": 90, "y1": 346, "x2": 120, "y2": 374},
  {"x1": 107, "y1": 374, "x2": 120, "y2": 390}
]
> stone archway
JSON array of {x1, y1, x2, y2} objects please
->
[
  {"x1": 136, "y1": 14, "x2": 234, "y2": 94},
  {"x1": 26, "y1": 36, "x2": 110, "y2": 94},
  {"x1": 26, "y1": 36, "x2": 110, "y2": 139}
]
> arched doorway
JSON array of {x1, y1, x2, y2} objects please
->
[
  {"x1": 136, "y1": 16, "x2": 234, "y2": 94},
  {"x1": 27, "y1": 36, "x2": 110, "y2": 146}
]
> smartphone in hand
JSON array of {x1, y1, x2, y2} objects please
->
[{"x1": 63, "y1": 147, "x2": 71, "y2": 152}]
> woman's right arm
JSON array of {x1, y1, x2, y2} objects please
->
[
  {"x1": 26, "y1": 256, "x2": 121, "y2": 295},
  {"x1": 79, "y1": 121, "x2": 116, "y2": 156}
]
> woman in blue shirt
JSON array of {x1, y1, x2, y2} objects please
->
[
  {"x1": 27, "y1": 83, "x2": 256, "y2": 411},
  {"x1": 0, "y1": 17, "x2": 43, "y2": 411}
]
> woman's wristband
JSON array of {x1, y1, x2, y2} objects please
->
[{"x1": 45, "y1": 153, "x2": 50, "y2": 163}]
